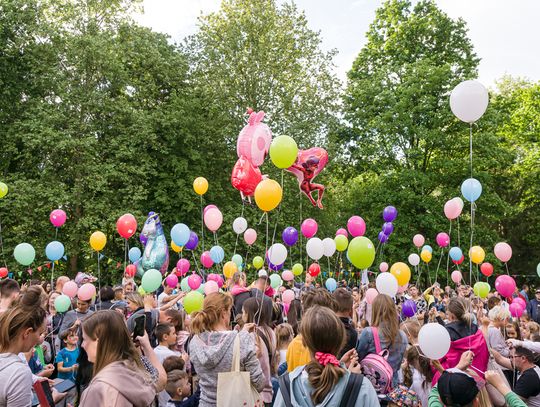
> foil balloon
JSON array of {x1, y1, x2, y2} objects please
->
[
  {"x1": 137, "y1": 212, "x2": 169, "y2": 275},
  {"x1": 286, "y1": 147, "x2": 329, "y2": 209}
]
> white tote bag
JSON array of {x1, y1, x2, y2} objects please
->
[{"x1": 217, "y1": 333, "x2": 263, "y2": 407}]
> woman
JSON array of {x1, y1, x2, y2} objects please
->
[
  {"x1": 356, "y1": 294, "x2": 408, "y2": 387},
  {"x1": 275, "y1": 306, "x2": 379, "y2": 406},
  {"x1": 79, "y1": 310, "x2": 166, "y2": 406},
  {"x1": 188, "y1": 292, "x2": 265, "y2": 407},
  {"x1": 125, "y1": 292, "x2": 158, "y2": 341}
]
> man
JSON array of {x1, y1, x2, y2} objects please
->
[
  {"x1": 520, "y1": 284, "x2": 530, "y2": 302},
  {"x1": 54, "y1": 276, "x2": 70, "y2": 295},
  {"x1": 0, "y1": 278, "x2": 20, "y2": 313},
  {"x1": 233, "y1": 275, "x2": 272, "y2": 318},
  {"x1": 527, "y1": 288, "x2": 540, "y2": 324}
]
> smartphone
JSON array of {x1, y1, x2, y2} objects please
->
[
  {"x1": 133, "y1": 314, "x2": 146, "y2": 339},
  {"x1": 33, "y1": 380, "x2": 54, "y2": 407},
  {"x1": 54, "y1": 379, "x2": 76, "y2": 393}
]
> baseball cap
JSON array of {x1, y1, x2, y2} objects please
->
[{"x1": 437, "y1": 371, "x2": 479, "y2": 406}]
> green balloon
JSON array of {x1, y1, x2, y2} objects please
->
[
  {"x1": 232, "y1": 254, "x2": 243, "y2": 267},
  {"x1": 138, "y1": 287, "x2": 146, "y2": 296},
  {"x1": 269, "y1": 273, "x2": 282, "y2": 289},
  {"x1": 54, "y1": 294, "x2": 71, "y2": 313},
  {"x1": 473, "y1": 282, "x2": 490, "y2": 299},
  {"x1": 14, "y1": 243, "x2": 36, "y2": 266},
  {"x1": 141, "y1": 269, "x2": 162, "y2": 293},
  {"x1": 269, "y1": 135, "x2": 298, "y2": 169},
  {"x1": 0, "y1": 182, "x2": 7, "y2": 199},
  {"x1": 537, "y1": 263, "x2": 540, "y2": 278},
  {"x1": 253, "y1": 256, "x2": 264, "y2": 269},
  {"x1": 197, "y1": 283, "x2": 205, "y2": 294},
  {"x1": 334, "y1": 235, "x2": 348, "y2": 252},
  {"x1": 180, "y1": 277, "x2": 192, "y2": 292},
  {"x1": 347, "y1": 237, "x2": 375, "y2": 269},
  {"x1": 184, "y1": 291, "x2": 204, "y2": 314},
  {"x1": 292, "y1": 263, "x2": 303, "y2": 276}
]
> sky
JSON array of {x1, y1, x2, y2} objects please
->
[{"x1": 133, "y1": 0, "x2": 540, "y2": 88}]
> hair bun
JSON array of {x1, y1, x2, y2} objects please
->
[{"x1": 18, "y1": 286, "x2": 45, "y2": 309}]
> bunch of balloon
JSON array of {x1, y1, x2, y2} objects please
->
[{"x1": 193, "y1": 176, "x2": 209, "y2": 252}]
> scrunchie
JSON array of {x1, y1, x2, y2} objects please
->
[{"x1": 315, "y1": 352, "x2": 340, "y2": 367}]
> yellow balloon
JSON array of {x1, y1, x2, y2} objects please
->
[
  {"x1": 421, "y1": 250, "x2": 432, "y2": 263},
  {"x1": 171, "y1": 241, "x2": 183, "y2": 253},
  {"x1": 469, "y1": 246, "x2": 485, "y2": 264},
  {"x1": 193, "y1": 177, "x2": 208, "y2": 195},
  {"x1": 390, "y1": 262, "x2": 411, "y2": 286},
  {"x1": 254, "y1": 179, "x2": 283, "y2": 212},
  {"x1": 223, "y1": 261, "x2": 238, "y2": 279},
  {"x1": 90, "y1": 231, "x2": 106, "y2": 251}
]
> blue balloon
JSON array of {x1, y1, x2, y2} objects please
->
[
  {"x1": 325, "y1": 278, "x2": 337, "y2": 292},
  {"x1": 422, "y1": 245, "x2": 433, "y2": 254},
  {"x1": 129, "y1": 247, "x2": 141, "y2": 263},
  {"x1": 449, "y1": 247, "x2": 463, "y2": 261},
  {"x1": 45, "y1": 241, "x2": 64, "y2": 261},
  {"x1": 461, "y1": 178, "x2": 482, "y2": 202},
  {"x1": 171, "y1": 223, "x2": 190, "y2": 247},
  {"x1": 210, "y1": 245, "x2": 225, "y2": 263}
]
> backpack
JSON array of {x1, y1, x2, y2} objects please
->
[
  {"x1": 359, "y1": 326, "x2": 394, "y2": 395},
  {"x1": 278, "y1": 370, "x2": 364, "y2": 407}
]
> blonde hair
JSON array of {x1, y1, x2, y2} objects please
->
[
  {"x1": 190, "y1": 292, "x2": 233, "y2": 334},
  {"x1": 488, "y1": 305, "x2": 511, "y2": 322},
  {"x1": 275, "y1": 323, "x2": 294, "y2": 350},
  {"x1": 372, "y1": 294, "x2": 400, "y2": 347},
  {"x1": 125, "y1": 292, "x2": 144, "y2": 308},
  {"x1": 447, "y1": 297, "x2": 473, "y2": 325}
]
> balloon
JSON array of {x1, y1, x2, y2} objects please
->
[
  {"x1": 453, "y1": 255, "x2": 465, "y2": 265},
  {"x1": 50, "y1": 209, "x2": 67, "y2": 227},
  {"x1": 210, "y1": 246, "x2": 225, "y2": 263},
  {"x1": 376, "y1": 273, "x2": 398, "y2": 297},
  {"x1": 282, "y1": 289, "x2": 295, "y2": 304},
  {"x1": 231, "y1": 156, "x2": 263, "y2": 198},
  {"x1": 418, "y1": 323, "x2": 451, "y2": 359},
  {"x1": 166, "y1": 274, "x2": 178, "y2": 288},
  {"x1": 180, "y1": 278, "x2": 191, "y2": 292},
  {"x1": 413, "y1": 234, "x2": 425, "y2": 248},
  {"x1": 282, "y1": 270, "x2": 294, "y2": 282},
  {"x1": 379, "y1": 262, "x2": 389, "y2": 273},
  {"x1": 244, "y1": 228, "x2": 257, "y2": 245},
  {"x1": 282, "y1": 227, "x2": 299, "y2": 246},
  {"x1": 14, "y1": 243, "x2": 35, "y2": 266},
  {"x1": 176, "y1": 259, "x2": 190, "y2": 276},
  {"x1": 259, "y1": 269, "x2": 268, "y2": 277},
  {"x1": 231, "y1": 254, "x2": 243, "y2": 267},
  {"x1": 461, "y1": 178, "x2": 482, "y2": 202},
  {"x1": 187, "y1": 274, "x2": 202, "y2": 290},
  {"x1": 237, "y1": 110, "x2": 272, "y2": 167},
  {"x1": 171, "y1": 241, "x2": 182, "y2": 253},
  {"x1": 421, "y1": 250, "x2": 432, "y2": 263},
  {"x1": 141, "y1": 269, "x2": 162, "y2": 293},
  {"x1": 347, "y1": 216, "x2": 366, "y2": 237},
  {"x1": 398, "y1": 284, "x2": 409, "y2": 295},
  {"x1": 480, "y1": 262, "x2": 493, "y2": 277},
  {"x1": 325, "y1": 278, "x2": 337, "y2": 292},
  {"x1": 495, "y1": 275, "x2": 516, "y2": 298},
  {"x1": 54, "y1": 295, "x2": 71, "y2": 313},
  {"x1": 537, "y1": 262, "x2": 540, "y2": 278},
  {"x1": 422, "y1": 245, "x2": 433, "y2": 253},
  {"x1": 347, "y1": 237, "x2": 376, "y2": 269},
  {"x1": 204, "y1": 280, "x2": 219, "y2": 295},
  {"x1": 45, "y1": 241, "x2": 64, "y2": 261},
  {"x1": 89, "y1": 231, "x2": 106, "y2": 252},
  {"x1": 365, "y1": 288, "x2": 378, "y2": 304},
  {"x1": 469, "y1": 246, "x2": 485, "y2": 264},
  {"x1": 473, "y1": 282, "x2": 490, "y2": 299},
  {"x1": 253, "y1": 256, "x2": 264, "y2": 269},
  {"x1": 436, "y1": 232, "x2": 450, "y2": 248},
  {"x1": 232, "y1": 217, "x2": 248, "y2": 235},
  {"x1": 451, "y1": 270, "x2": 462, "y2": 284},
  {"x1": 223, "y1": 261, "x2": 238, "y2": 279},
  {"x1": 378, "y1": 232, "x2": 389, "y2": 244},
  {"x1": 129, "y1": 247, "x2": 142, "y2": 263},
  {"x1": 140, "y1": 233, "x2": 148, "y2": 246},
  {"x1": 450, "y1": 80, "x2": 489, "y2": 123},
  {"x1": 306, "y1": 238, "x2": 324, "y2": 261},
  {"x1": 270, "y1": 135, "x2": 298, "y2": 169},
  {"x1": 170, "y1": 223, "x2": 190, "y2": 247},
  {"x1": 509, "y1": 302, "x2": 524, "y2": 318},
  {"x1": 494, "y1": 242, "x2": 512, "y2": 263},
  {"x1": 185, "y1": 232, "x2": 199, "y2": 251},
  {"x1": 0, "y1": 182, "x2": 7, "y2": 199},
  {"x1": 203, "y1": 205, "x2": 217, "y2": 215},
  {"x1": 269, "y1": 274, "x2": 282, "y2": 289},
  {"x1": 193, "y1": 177, "x2": 209, "y2": 195},
  {"x1": 292, "y1": 263, "x2": 303, "y2": 276},
  {"x1": 62, "y1": 281, "x2": 78, "y2": 298},
  {"x1": 254, "y1": 179, "x2": 282, "y2": 212},
  {"x1": 116, "y1": 213, "x2": 137, "y2": 239},
  {"x1": 286, "y1": 147, "x2": 329, "y2": 208},
  {"x1": 125, "y1": 264, "x2": 137, "y2": 277},
  {"x1": 183, "y1": 291, "x2": 204, "y2": 314},
  {"x1": 444, "y1": 198, "x2": 463, "y2": 220},
  {"x1": 0, "y1": 267, "x2": 7, "y2": 278},
  {"x1": 301, "y1": 219, "x2": 318, "y2": 238},
  {"x1": 268, "y1": 261, "x2": 284, "y2": 271},
  {"x1": 382, "y1": 206, "x2": 398, "y2": 222},
  {"x1": 308, "y1": 263, "x2": 320, "y2": 277},
  {"x1": 402, "y1": 300, "x2": 417, "y2": 318},
  {"x1": 336, "y1": 228, "x2": 348, "y2": 237},
  {"x1": 382, "y1": 222, "x2": 394, "y2": 235},
  {"x1": 268, "y1": 243, "x2": 287, "y2": 265},
  {"x1": 449, "y1": 247, "x2": 463, "y2": 261},
  {"x1": 513, "y1": 297, "x2": 526, "y2": 310},
  {"x1": 390, "y1": 262, "x2": 411, "y2": 286},
  {"x1": 408, "y1": 254, "x2": 420, "y2": 267},
  {"x1": 334, "y1": 235, "x2": 348, "y2": 252},
  {"x1": 78, "y1": 283, "x2": 96, "y2": 301},
  {"x1": 204, "y1": 208, "x2": 223, "y2": 232}
]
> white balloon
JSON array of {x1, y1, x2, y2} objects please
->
[
  {"x1": 268, "y1": 243, "x2": 287, "y2": 265},
  {"x1": 322, "y1": 238, "x2": 336, "y2": 257},
  {"x1": 376, "y1": 273, "x2": 398, "y2": 297},
  {"x1": 232, "y1": 217, "x2": 248, "y2": 234},
  {"x1": 418, "y1": 323, "x2": 451, "y2": 360},
  {"x1": 408, "y1": 253, "x2": 420, "y2": 267},
  {"x1": 306, "y1": 237, "x2": 324, "y2": 260},
  {"x1": 450, "y1": 80, "x2": 489, "y2": 123},
  {"x1": 258, "y1": 269, "x2": 268, "y2": 277}
]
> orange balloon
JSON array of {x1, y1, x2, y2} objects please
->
[
  {"x1": 390, "y1": 262, "x2": 411, "y2": 286},
  {"x1": 223, "y1": 261, "x2": 238, "y2": 279},
  {"x1": 193, "y1": 177, "x2": 208, "y2": 195},
  {"x1": 254, "y1": 179, "x2": 282, "y2": 212}
]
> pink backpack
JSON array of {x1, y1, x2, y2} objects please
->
[{"x1": 359, "y1": 327, "x2": 394, "y2": 395}]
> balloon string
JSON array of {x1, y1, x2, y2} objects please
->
[
  {"x1": 97, "y1": 252, "x2": 101, "y2": 305},
  {"x1": 270, "y1": 171, "x2": 285, "y2": 252},
  {"x1": 200, "y1": 195, "x2": 205, "y2": 253},
  {"x1": 0, "y1": 214, "x2": 6, "y2": 268},
  {"x1": 435, "y1": 248, "x2": 444, "y2": 285},
  {"x1": 470, "y1": 123, "x2": 473, "y2": 179},
  {"x1": 445, "y1": 220, "x2": 452, "y2": 289},
  {"x1": 469, "y1": 201, "x2": 476, "y2": 287},
  {"x1": 265, "y1": 212, "x2": 269, "y2": 268},
  {"x1": 191, "y1": 251, "x2": 202, "y2": 278},
  {"x1": 505, "y1": 262, "x2": 509, "y2": 276},
  {"x1": 299, "y1": 191, "x2": 303, "y2": 264}
]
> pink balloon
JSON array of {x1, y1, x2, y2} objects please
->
[
  {"x1": 379, "y1": 262, "x2": 389, "y2": 273},
  {"x1": 413, "y1": 234, "x2": 425, "y2": 248},
  {"x1": 203, "y1": 205, "x2": 217, "y2": 215},
  {"x1": 397, "y1": 283, "x2": 409, "y2": 294},
  {"x1": 207, "y1": 273, "x2": 219, "y2": 283},
  {"x1": 204, "y1": 207, "x2": 223, "y2": 232},
  {"x1": 166, "y1": 274, "x2": 178, "y2": 288},
  {"x1": 282, "y1": 289, "x2": 295, "y2": 304},
  {"x1": 494, "y1": 242, "x2": 512, "y2": 263},
  {"x1": 495, "y1": 275, "x2": 516, "y2": 298},
  {"x1": 444, "y1": 199, "x2": 462, "y2": 220},
  {"x1": 282, "y1": 270, "x2": 294, "y2": 281},
  {"x1": 347, "y1": 216, "x2": 366, "y2": 237},
  {"x1": 62, "y1": 281, "x2": 78, "y2": 298},
  {"x1": 204, "y1": 280, "x2": 219, "y2": 295},
  {"x1": 365, "y1": 288, "x2": 378, "y2": 305},
  {"x1": 301, "y1": 219, "x2": 318, "y2": 238},
  {"x1": 335, "y1": 228, "x2": 348, "y2": 237},
  {"x1": 513, "y1": 297, "x2": 526, "y2": 309},
  {"x1": 436, "y1": 232, "x2": 450, "y2": 248},
  {"x1": 216, "y1": 275, "x2": 224, "y2": 288},
  {"x1": 451, "y1": 270, "x2": 462, "y2": 284},
  {"x1": 244, "y1": 228, "x2": 257, "y2": 245},
  {"x1": 509, "y1": 302, "x2": 524, "y2": 318},
  {"x1": 188, "y1": 274, "x2": 202, "y2": 290},
  {"x1": 200, "y1": 251, "x2": 214, "y2": 268},
  {"x1": 78, "y1": 283, "x2": 96, "y2": 301},
  {"x1": 176, "y1": 259, "x2": 190, "y2": 276},
  {"x1": 50, "y1": 209, "x2": 67, "y2": 228}
]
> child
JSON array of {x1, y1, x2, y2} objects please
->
[
  {"x1": 154, "y1": 323, "x2": 181, "y2": 363},
  {"x1": 402, "y1": 345, "x2": 433, "y2": 407},
  {"x1": 166, "y1": 369, "x2": 200, "y2": 407},
  {"x1": 333, "y1": 288, "x2": 358, "y2": 358},
  {"x1": 275, "y1": 323, "x2": 294, "y2": 367},
  {"x1": 230, "y1": 271, "x2": 249, "y2": 296},
  {"x1": 56, "y1": 329, "x2": 79, "y2": 381}
]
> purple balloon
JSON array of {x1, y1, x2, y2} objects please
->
[
  {"x1": 382, "y1": 222, "x2": 394, "y2": 235},
  {"x1": 282, "y1": 226, "x2": 298, "y2": 246},
  {"x1": 382, "y1": 206, "x2": 398, "y2": 222},
  {"x1": 185, "y1": 231, "x2": 199, "y2": 251},
  {"x1": 402, "y1": 299, "x2": 417, "y2": 318},
  {"x1": 140, "y1": 234, "x2": 148, "y2": 246},
  {"x1": 378, "y1": 231, "x2": 389, "y2": 244},
  {"x1": 268, "y1": 261, "x2": 284, "y2": 271}
]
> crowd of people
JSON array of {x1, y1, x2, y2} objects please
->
[{"x1": 0, "y1": 270, "x2": 539, "y2": 407}]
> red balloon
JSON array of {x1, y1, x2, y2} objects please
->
[
  {"x1": 231, "y1": 156, "x2": 263, "y2": 198},
  {"x1": 286, "y1": 147, "x2": 329, "y2": 209},
  {"x1": 0, "y1": 267, "x2": 7, "y2": 278},
  {"x1": 308, "y1": 263, "x2": 321, "y2": 277},
  {"x1": 116, "y1": 214, "x2": 137, "y2": 239},
  {"x1": 125, "y1": 264, "x2": 137, "y2": 277},
  {"x1": 452, "y1": 255, "x2": 464, "y2": 265},
  {"x1": 480, "y1": 262, "x2": 493, "y2": 277}
]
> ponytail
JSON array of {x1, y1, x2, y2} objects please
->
[
  {"x1": 190, "y1": 292, "x2": 232, "y2": 334},
  {"x1": 305, "y1": 361, "x2": 345, "y2": 404},
  {"x1": 448, "y1": 297, "x2": 473, "y2": 325}
]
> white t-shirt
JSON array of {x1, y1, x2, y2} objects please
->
[{"x1": 153, "y1": 345, "x2": 181, "y2": 364}]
